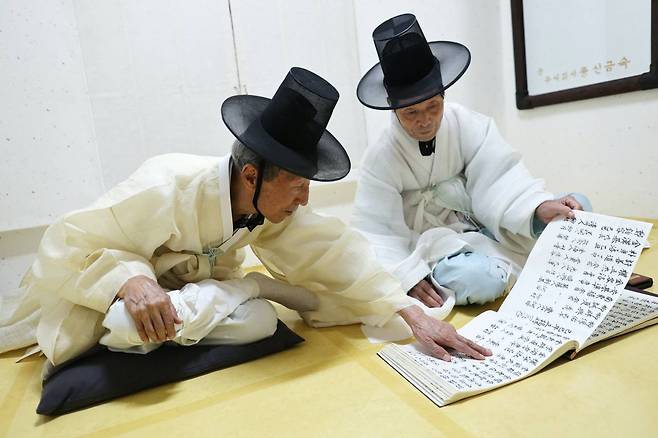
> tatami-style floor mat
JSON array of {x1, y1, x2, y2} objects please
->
[{"x1": 2, "y1": 219, "x2": 657, "y2": 437}]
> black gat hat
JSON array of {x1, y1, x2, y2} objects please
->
[
  {"x1": 222, "y1": 67, "x2": 350, "y2": 181},
  {"x1": 357, "y1": 14, "x2": 471, "y2": 110}
]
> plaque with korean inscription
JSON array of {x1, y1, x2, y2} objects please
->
[{"x1": 511, "y1": 0, "x2": 658, "y2": 108}]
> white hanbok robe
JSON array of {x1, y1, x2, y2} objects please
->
[
  {"x1": 351, "y1": 103, "x2": 554, "y2": 293},
  {"x1": 0, "y1": 153, "x2": 414, "y2": 365}
]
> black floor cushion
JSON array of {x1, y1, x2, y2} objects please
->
[{"x1": 37, "y1": 320, "x2": 304, "y2": 416}]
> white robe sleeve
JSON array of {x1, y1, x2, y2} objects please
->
[
  {"x1": 251, "y1": 207, "x2": 415, "y2": 328},
  {"x1": 458, "y1": 108, "x2": 554, "y2": 252},
  {"x1": 30, "y1": 184, "x2": 180, "y2": 315},
  {"x1": 16, "y1": 179, "x2": 183, "y2": 363},
  {"x1": 351, "y1": 137, "x2": 431, "y2": 292}
]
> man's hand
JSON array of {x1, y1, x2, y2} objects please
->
[
  {"x1": 398, "y1": 305, "x2": 492, "y2": 361},
  {"x1": 116, "y1": 275, "x2": 183, "y2": 343},
  {"x1": 535, "y1": 195, "x2": 583, "y2": 224},
  {"x1": 408, "y1": 278, "x2": 444, "y2": 308}
]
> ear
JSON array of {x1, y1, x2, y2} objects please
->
[{"x1": 240, "y1": 163, "x2": 259, "y2": 190}]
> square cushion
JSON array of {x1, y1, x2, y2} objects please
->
[{"x1": 37, "y1": 320, "x2": 303, "y2": 415}]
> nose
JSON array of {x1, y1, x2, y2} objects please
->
[{"x1": 420, "y1": 112, "x2": 433, "y2": 128}]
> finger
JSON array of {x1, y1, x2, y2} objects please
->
[
  {"x1": 133, "y1": 318, "x2": 149, "y2": 343},
  {"x1": 420, "y1": 281, "x2": 438, "y2": 298},
  {"x1": 126, "y1": 303, "x2": 149, "y2": 342},
  {"x1": 141, "y1": 315, "x2": 159, "y2": 343},
  {"x1": 427, "y1": 342, "x2": 452, "y2": 362},
  {"x1": 418, "y1": 287, "x2": 443, "y2": 308},
  {"x1": 422, "y1": 288, "x2": 444, "y2": 307},
  {"x1": 458, "y1": 335, "x2": 492, "y2": 356},
  {"x1": 563, "y1": 196, "x2": 582, "y2": 211},
  {"x1": 451, "y1": 340, "x2": 486, "y2": 360},
  {"x1": 149, "y1": 307, "x2": 167, "y2": 342},
  {"x1": 162, "y1": 304, "x2": 176, "y2": 340},
  {"x1": 421, "y1": 294, "x2": 442, "y2": 308},
  {"x1": 410, "y1": 286, "x2": 442, "y2": 307},
  {"x1": 423, "y1": 283, "x2": 445, "y2": 306},
  {"x1": 552, "y1": 204, "x2": 574, "y2": 220},
  {"x1": 419, "y1": 281, "x2": 432, "y2": 294},
  {"x1": 169, "y1": 300, "x2": 183, "y2": 324}
]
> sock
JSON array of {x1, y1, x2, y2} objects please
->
[{"x1": 245, "y1": 272, "x2": 319, "y2": 312}]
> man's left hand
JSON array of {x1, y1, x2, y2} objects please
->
[{"x1": 535, "y1": 195, "x2": 583, "y2": 224}]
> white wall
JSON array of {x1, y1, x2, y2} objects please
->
[
  {"x1": 0, "y1": 0, "x2": 105, "y2": 231},
  {"x1": 76, "y1": 0, "x2": 241, "y2": 189},
  {"x1": 2, "y1": 1, "x2": 657, "y2": 289}
]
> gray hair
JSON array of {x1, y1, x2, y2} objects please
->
[{"x1": 230, "y1": 139, "x2": 281, "y2": 181}]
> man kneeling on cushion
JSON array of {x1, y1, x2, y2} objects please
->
[
  {"x1": 0, "y1": 67, "x2": 490, "y2": 365},
  {"x1": 352, "y1": 14, "x2": 592, "y2": 308}
]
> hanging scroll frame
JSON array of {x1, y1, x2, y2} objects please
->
[{"x1": 511, "y1": 0, "x2": 658, "y2": 109}]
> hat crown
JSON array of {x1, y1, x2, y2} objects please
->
[
  {"x1": 372, "y1": 14, "x2": 437, "y2": 89},
  {"x1": 260, "y1": 67, "x2": 338, "y2": 154}
]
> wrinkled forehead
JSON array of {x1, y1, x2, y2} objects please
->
[{"x1": 398, "y1": 94, "x2": 444, "y2": 112}]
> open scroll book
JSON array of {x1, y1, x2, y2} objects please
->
[{"x1": 379, "y1": 211, "x2": 654, "y2": 407}]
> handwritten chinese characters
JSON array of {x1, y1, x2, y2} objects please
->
[
  {"x1": 379, "y1": 212, "x2": 652, "y2": 406},
  {"x1": 399, "y1": 313, "x2": 571, "y2": 393},
  {"x1": 501, "y1": 212, "x2": 650, "y2": 344},
  {"x1": 586, "y1": 289, "x2": 658, "y2": 344}
]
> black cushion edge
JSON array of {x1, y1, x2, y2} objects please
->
[{"x1": 37, "y1": 320, "x2": 303, "y2": 416}]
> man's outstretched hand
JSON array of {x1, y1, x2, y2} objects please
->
[{"x1": 398, "y1": 305, "x2": 492, "y2": 361}]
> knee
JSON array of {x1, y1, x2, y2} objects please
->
[
  {"x1": 230, "y1": 299, "x2": 278, "y2": 344},
  {"x1": 433, "y1": 252, "x2": 509, "y2": 305}
]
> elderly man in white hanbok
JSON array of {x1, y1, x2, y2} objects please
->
[
  {"x1": 352, "y1": 15, "x2": 591, "y2": 308},
  {"x1": 0, "y1": 67, "x2": 491, "y2": 367}
]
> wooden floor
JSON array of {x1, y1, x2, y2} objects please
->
[{"x1": 1, "y1": 219, "x2": 657, "y2": 437}]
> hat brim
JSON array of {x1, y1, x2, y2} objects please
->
[
  {"x1": 356, "y1": 41, "x2": 471, "y2": 110},
  {"x1": 221, "y1": 95, "x2": 351, "y2": 182}
]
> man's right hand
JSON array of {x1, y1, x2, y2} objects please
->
[
  {"x1": 116, "y1": 275, "x2": 183, "y2": 343},
  {"x1": 398, "y1": 305, "x2": 491, "y2": 361},
  {"x1": 408, "y1": 278, "x2": 445, "y2": 308}
]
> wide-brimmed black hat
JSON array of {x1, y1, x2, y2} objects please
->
[
  {"x1": 357, "y1": 13, "x2": 471, "y2": 110},
  {"x1": 221, "y1": 67, "x2": 350, "y2": 181}
]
